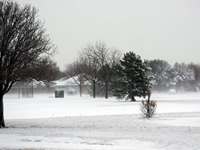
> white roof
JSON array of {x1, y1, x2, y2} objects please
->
[{"x1": 53, "y1": 76, "x2": 91, "y2": 87}]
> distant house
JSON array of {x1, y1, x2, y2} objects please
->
[{"x1": 52, "y1": 76, "x2": 91, "y2": 95}]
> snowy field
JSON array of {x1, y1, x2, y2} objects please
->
[{"x1": 1, "y1": 92, "x2": 200, "y2": 150}]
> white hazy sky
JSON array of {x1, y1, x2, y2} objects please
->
[{"x1": 16, "y1": 0, "x2": 200, "y2": 70}]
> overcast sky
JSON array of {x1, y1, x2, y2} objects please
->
[{"x1": 16, "y1": 0, "x2": 200, "y2": 70}]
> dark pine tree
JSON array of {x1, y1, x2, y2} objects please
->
[{"x1": 111, "y1": 52, "x2": 151, "y2": 101}]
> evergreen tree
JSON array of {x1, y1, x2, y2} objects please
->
[
  {"x1": 111, "y1": 52, "x2": 151, "y2": 101},
  {"x1": 172, "y1": 63, "x2": 194, "y2": 84},
  {"x1": 147, "y1": 59, "x2": 171, "y2": 85}
]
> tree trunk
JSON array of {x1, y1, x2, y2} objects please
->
[
  {"x1": 131, "y1": 96, "x2": 136, "y2": 102},
  {"x1": 147, "y1": 89, "x2": 151, "y2": 117},
  {"x1": 0, "y1": 86, "x2": 5, "y2": 128},
  {"x1": 131, "y1": 83, "x2": 136, "y2": 101},
  {"x1": 93, "y1": 80, "x2": 96, "y2": 98},
  {"x1": 147, "y1": 97, "x2": 150, "y2": 117},
  {"x1": 105, "y1": 81, "x2": 108, "y2": 99},
  {"x1": 79, "y1": 84, "x2": 82, "y2": 97}
]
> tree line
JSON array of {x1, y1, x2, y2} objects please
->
[
  {"x1": 147, "y1": 60, "x2": 200, "y2": 91},
  {"x1": 65, "y1": 41, "x2": 200, "y2": 100}
]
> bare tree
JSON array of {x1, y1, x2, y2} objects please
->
[
  {"x1": 79, "y1": 41, "x2": 121, "y2": 99},
  {"x1": 79, "y1": 45, "x2": 99, "y2": 98},
  {"x1": 0, "y1": 1, "x2": 56, "y2": 128},
  {"x1": 140, "y1": 89, "x2": 157, "y2": 118},
  {"x1": 93, "y1": 42, "x2": 121, "y2": 99},
  {"x1": 65, "y1": 60, "x2": 85, "y2": 97},
  {"x1": 28, "y1": 56, "x2": 59, "y2": 87}
]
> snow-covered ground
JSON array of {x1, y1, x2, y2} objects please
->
[{"x1": 1, "y1": 92, "x2": 200, "y2": 150}]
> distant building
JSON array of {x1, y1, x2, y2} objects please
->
[{"x1": 52, "y1": 76, "x2": 91, "y2": 95}]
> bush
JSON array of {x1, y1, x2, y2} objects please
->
[{"x1": 140, "y1": 100, "x2": 157, "y2": 118}]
